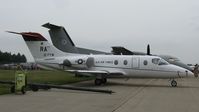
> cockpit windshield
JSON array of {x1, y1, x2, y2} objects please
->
[
  {"x1": 168, "y1": 58, "x2": 180, "y2": 62},
  {"x1": 152, "y1": 58, "x2": 169, "y2": 65}
]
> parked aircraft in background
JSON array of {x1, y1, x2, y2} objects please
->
[
  {"x1": 42, "y1": 23, "x2": 197, "y2": 77},
  {"x1": 8, "y1": 31, "x2": 193, "y2": 87}
]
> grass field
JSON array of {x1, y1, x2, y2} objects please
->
[{"x1": 0, "y1": 70, "x2": 92, "y2": 95}]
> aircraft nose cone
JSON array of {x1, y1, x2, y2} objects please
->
[
  {"x1": 168, "y1": 65, "x2": 194, "y2": 78},
  {"x1": 176, "y1": 68, "x2": 194, "y2": 78},
  {"x1": 183, "y1": 70, "x2": 194, "y2": 77}
]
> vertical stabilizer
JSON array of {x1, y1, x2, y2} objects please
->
[
  {"x1": 42, "y1": 23, "x2": 79, "y2": 53},
  {"x1": 42, "y1": 23, "x2": 109, "y2": 55}
]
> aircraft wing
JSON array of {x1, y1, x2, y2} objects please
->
[{"x1": 65, "y1": 70, "x2": 125, "y2": 75}]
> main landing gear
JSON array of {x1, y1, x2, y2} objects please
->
[
  {"x1": 94, "y1": 78, "x2": 107, "y2": 86},
  {"x1": 171, "y1": 79, "x2": 177, "y2": 87}
]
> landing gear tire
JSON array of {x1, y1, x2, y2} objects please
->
[
  {"x1": 95, "y1": 79, "x2": 102, "y2": 86},
  {"x1": 31, "y1": 85, "x2": 39, "y2": 92},
  {"x1": 171, "y1": 80, "x2": 177, "y2": 87},
  {"x1": 102, "y1": 78, "x2": 107, "y2": 84},
  {"x1": 10, "y1": 85, "x2": 15, "y2": 93},
  {"x1": 21, "y1": 86, "x2": 26, "y2": 94}
]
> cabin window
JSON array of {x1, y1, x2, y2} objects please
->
[
  {"x1": 152, "y1": 58, "x2": 160, "y2": 65},
  {"x1": 124, "y1": 60, "x2": 128, "y2": 65},
  {"x1": 143, "y1": 60, "x2": 148, "y2": 65},
  {"x1": 114, "y1": 60, "x2": 118, "y2": 65}
]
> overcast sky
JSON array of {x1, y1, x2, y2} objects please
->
[{"x1": 0, "y1": 0, "x2": 199, "y2": 64}]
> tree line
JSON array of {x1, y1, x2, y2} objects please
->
[{"x1": 0, "y1": 51, "x2": 27, "y2": 64}]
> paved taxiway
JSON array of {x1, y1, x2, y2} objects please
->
[{"x1": 0, "y1": 78, "x2": 199, "y2": 112}]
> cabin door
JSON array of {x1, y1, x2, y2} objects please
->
[{"x1": 132, "y1": 57, "x2": 139, "y2": 69}]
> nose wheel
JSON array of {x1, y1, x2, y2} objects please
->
[{"x1": 171, "y1": 80, "x2": 177, "y2": 87}]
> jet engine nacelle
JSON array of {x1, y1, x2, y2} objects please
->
[
  {"x1": 63, "y1": 59, "x2": 71, "y2": 67},
  {"x1": 63, "y1": 56, "x2": 95, "y2": 69}
]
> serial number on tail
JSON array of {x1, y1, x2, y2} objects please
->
[{"x1": 44, "y1": 53, "x2": 54, "y2": 57}]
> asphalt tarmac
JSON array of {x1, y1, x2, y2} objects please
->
[{"x1": 0, "y1": 78, "x2": 199, "y2": 112}]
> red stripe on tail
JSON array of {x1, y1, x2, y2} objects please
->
[{"x1": 7, "y1": 31, "x2": 47, "y2": 41}]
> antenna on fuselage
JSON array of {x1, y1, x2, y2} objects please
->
[{"x1": 147, "y1": 44, "x2": 151, "y2": 55}]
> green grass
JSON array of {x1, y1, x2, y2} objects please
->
[
  {"x1": 0, "y1": 70, "x2": 92, "y2": 95},
  {"x1": 0, "y1": 85, "x2": 11, "y2": 94}
]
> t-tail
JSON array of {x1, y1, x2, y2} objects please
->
[
  {"x1": 42, "y1": 23, "x2": 108, "y2": 54},
  {"x1": 7, "y1": 31, "x2": 76, "y2": 63},
  {"x1": 42, "y1": 23, "x2": 79, "y2": 53}
]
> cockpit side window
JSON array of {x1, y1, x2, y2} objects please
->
[
  {"x1": 152, "y1": 58, "x2": 160, "y2": 65},
  {"x1": 152, "y1": 58, "x2": 169, "y2": 65},
  {"x1": 168, "y1": 58, "x2": 180, "y2": 62},
  {"x1": 158, "y1": 59, "x2": 169, "y2": 65}
]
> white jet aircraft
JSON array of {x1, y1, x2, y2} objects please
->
[{"x1": 8, "y1": 31, "x2": 194, "y2": 87}]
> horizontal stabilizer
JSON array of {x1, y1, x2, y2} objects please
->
[
  {"x1": 42, "y1": 23, "x2": 62, "y2": 29},
  {"x1": 7, "y1": 31, "x2": 47, "y2": 41}
]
